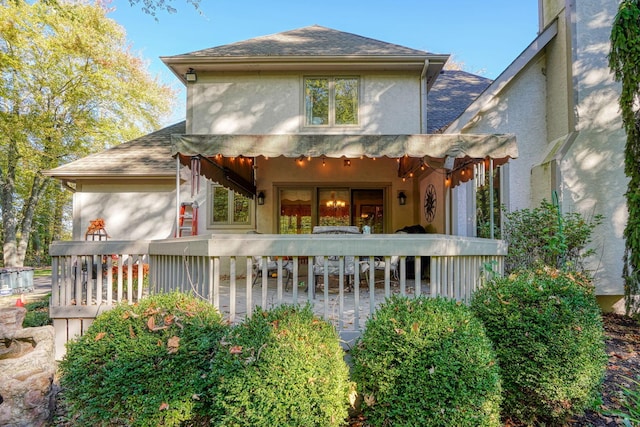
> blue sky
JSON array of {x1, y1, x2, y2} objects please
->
[{"x1": 109, "y1": 0, "x2": 540, "y2": 124}]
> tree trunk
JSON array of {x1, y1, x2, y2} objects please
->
[
  {"x1": 1, "y1": 138, "x2": 20, "y2": 267},
  {"x1": 15, "y1": 174, "x2": 48, "y2": 267}
]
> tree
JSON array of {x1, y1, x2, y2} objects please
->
[
  {"x1": 0, "y1": 0, "x2": 175, "y2": 267},
  {"x1": 609, "y1": 0, "x2": 640, "y2": 316},
  {"x1": 126, "y1": 0, "x2": 201, "y2": 17}
]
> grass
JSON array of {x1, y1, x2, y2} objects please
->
[{"x1": 34, "y1": 267, "x2": 51, "y2": 277}]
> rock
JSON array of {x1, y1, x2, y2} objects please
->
[
  {"x1": 0, "y1": 311, "x2": 56, "y2": 427},
  {"x1": 0, "y1": 307, "x2": 26, "y2": 338}
]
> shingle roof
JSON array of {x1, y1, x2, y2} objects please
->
[
  {"x1": 44, "y1": 122, "x2": 185, "y2": 179},
  {"x1": 173, "y1": 25, "x2": 429, "y2": 58},
  {"x1": 427, "y1": 70, "x2": 492, "y2": 133}
]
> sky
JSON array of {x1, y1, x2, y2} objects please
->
[{"x1": 108, "y1": 0, "x2": 540, "y2": 125}]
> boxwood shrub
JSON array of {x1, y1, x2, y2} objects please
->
[
  {"x1": 59, "y1": 291, "x2": 229, "y2": 426},
  {"x1": 350, "y1": 295, "x2": 502, "y2": 427},
  {"x1": 207, "y1": 304, "x2": 351, "y2": 427},
  {"x1": 470, "y1": 268, "x2": 607, "y2": 425}
]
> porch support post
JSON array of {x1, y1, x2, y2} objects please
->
[
  {"x1": 176, "y1": 156, "x2": 181, "y2": 237},
  {"x1": 489, "y1": 158, "x2": 495, "y2": 239}
]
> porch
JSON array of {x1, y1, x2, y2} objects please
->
[{"x1": 49, "y1": 233, "x2": 506, "y2": 359}]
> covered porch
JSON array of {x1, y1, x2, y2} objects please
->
[
  {"x1": 172, "y1": 133, "x2": 517, "y2": 236},
  {"x1": 49, "y1": 233, "x2": 506, "y2": 359}
]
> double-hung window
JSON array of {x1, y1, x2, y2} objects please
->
[
  {"x1": 208, "y1": 184, "x2": 253, "y2": 228},
  {"x1": 304, "y1": 77, "x2": 359, "y2": 126}
]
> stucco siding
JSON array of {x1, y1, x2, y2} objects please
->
[
  {"x1": 558, "y1": 0, "x2": 626, "y2": 296},
  {"x1": 545, "y1": 13, "x2": 571, "y2": 140},
  {"x1": 189, "y1": 73, "x2": 421, "y2": 135},
  {"x1": 255, "y1": 156, "x2": 417, "y2": 233},
  {"x1": 449, "y1": 58, "x2": 549, "y2": 212},
  {"x1": 73, "y1": 183, "x2": 176, "y2": 241}
]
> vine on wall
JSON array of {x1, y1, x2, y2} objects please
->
[{"x1": 609, "y1": 0, "x2": 640, "y2": 316}]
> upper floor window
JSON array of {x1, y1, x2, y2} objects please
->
[
  {"x1": 209, "y1": 184, "x2": 253, "y2": 228},
  {"x1": 304, "y1": 77, "x2": 359, "y2": 126}
]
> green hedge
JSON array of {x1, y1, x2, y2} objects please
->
[
  {"x1": 59, "y1": 292, "x2": 229, "y2": 426},
  {"x1": 351, "y1": 295, "x2": 502, "y2": 427},
  {"x1": 207, "y1": 304, "x2": 351, "y2": 427},
  {"x1": 470, "y1": 268, "x2": 607, "y2": 425}
]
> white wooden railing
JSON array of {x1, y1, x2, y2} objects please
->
[
  {"x1": 49, "y1": 240, "x2": 150, "y2": 359},
  {"x1": 49, "y1": 234, "x2": 506, "y2": 359}
]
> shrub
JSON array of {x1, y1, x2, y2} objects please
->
[
  {"x1": 59, "y1": 291, "x2": 229, "y2": 426},
  {"x1": 22, "y1": 294, "x2": 52, "y2": 327},
  {"x1": 207, "y1": 304, "x2": 351, "y2": 427},
  {"x1": 470, "y1": 268, "x2": 607, "y2": 425},
  {"x1": 503, "y1": 199, "x2": 603, "y2": 273},
  {"x1": 350, "y1": 295, "x2": 502, "y2": 427}
]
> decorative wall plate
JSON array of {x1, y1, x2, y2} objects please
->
[{"x1": 424, "y1": 183, "x2": 436, "y2": 223}]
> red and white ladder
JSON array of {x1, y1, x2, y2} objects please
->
[{"x1": 178, "y1": 201, "x2": 198, "y2": 237}]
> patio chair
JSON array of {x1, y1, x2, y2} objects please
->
[
  {"x1": 251, "y1": 256, "x2": 293, "y2": 290},
  {"x1": 360, "y1": 255, "x2": 400, "y2": 285},
  {"x1": 312, "y1": 226, "x2": 360, "y2": 293}
]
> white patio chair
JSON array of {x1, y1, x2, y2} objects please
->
[
  {"x1": 251, "y1": 256, "x2": 293, "y2": 290},
  {"x1": 360, "y1": 256, "x2": 400, "y2": 285},
  {"x1": 311, "y1": 225, "x2": 360, "y2": 293}
]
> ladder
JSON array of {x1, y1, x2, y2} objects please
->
[{"x1": 178, "y1": 201, "x2": 198, "y2": 237}]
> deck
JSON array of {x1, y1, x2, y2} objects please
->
[{"x1": 49, "y1": 233, "x2": 506, "y2": 359}]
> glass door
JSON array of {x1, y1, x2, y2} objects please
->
[
  {"x1": 352, "y1": 189, "x2": 384, "y2": 233},
  {"x1": 318, "y1": 189, "x2": 350, "y2": 227},
  {"x1": 279, "y1": 188, "x2": 312, "y2": 234}
]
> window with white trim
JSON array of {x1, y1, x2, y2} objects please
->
[
  {"x1": 304, "y1": 77, "x2": 359, "y2": 126},
  {"x1": 208, "y1": 184, "x2": 253, "y2": 228}
]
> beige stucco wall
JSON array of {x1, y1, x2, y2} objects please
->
[
  {"x1": 448, "y1": 57, "x2": 549, "y2": 212},
  {"x1": 188, "y1": 72, "x2": 421, "y2": 135},
  {"x1": 73, "y1": 181, "x2": 176, "y2": 241},
  {"x1": 558, "y1": 0, "x2": 626, "y2": 297},
  {"x1": 254, "y1": 156, "x2": 419, "y2": 234}
]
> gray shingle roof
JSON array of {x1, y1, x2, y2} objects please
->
[
  {"x1": 44, "y1": 122, "x2": 185, "y2": 179},
  {"x1": 427, "y1": 70, "x2": 492, "y2": 133},
  {"x1": 172, "y1": 25, "x2": 429, "y2": 58}
]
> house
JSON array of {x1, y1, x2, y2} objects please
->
[
  {"x1": 444, "y1": 0, "x2": 626, "y2": 312},
  {"x1": 45, "y1": 25, "x2": 517, "y2": 357},
  {"x1": 46, "y1": 0, "x2": 630, "y2": 316},
  {"x1": 47, "y1": 25, "x2": 509, "y2": 242}
]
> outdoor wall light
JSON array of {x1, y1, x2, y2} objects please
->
[
  {"x1": 257, "y1": 191, "x2": 265, "y2": 205},
  {"x1": 185, "y1": 68, "x2": 197, "y2": 82},
  {"x1": 398, "y1": 191, "x2": 407, "y2": 206}
]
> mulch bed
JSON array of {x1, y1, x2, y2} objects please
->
[{"x1": 568, "y1": 313, "x2": 640, "y2": 426}]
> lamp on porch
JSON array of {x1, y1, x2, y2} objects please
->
[
  {"x1": 185, "y1": 68, "x2": 197, "y2": 82},
  {"x1": 398, "y1": 191, "x2": 407, "y2": 206},
  {"x1": 257, "y1": 191, "x2": 265, "y2": 205}
]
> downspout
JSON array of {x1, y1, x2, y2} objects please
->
[
  {"x1": 420, "y1": 59, "x2": 429, "y2": 134},
  {"x1": 61, "y1": 180, "x2": 76, "y2": 193}
]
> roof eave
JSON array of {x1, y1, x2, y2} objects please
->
[
  {"x1": 161, "y1": 54, "x2": 450, "y2": 84},
  {"x1": 43, "y1": 172, "x2": 175, "y2": 182}
]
